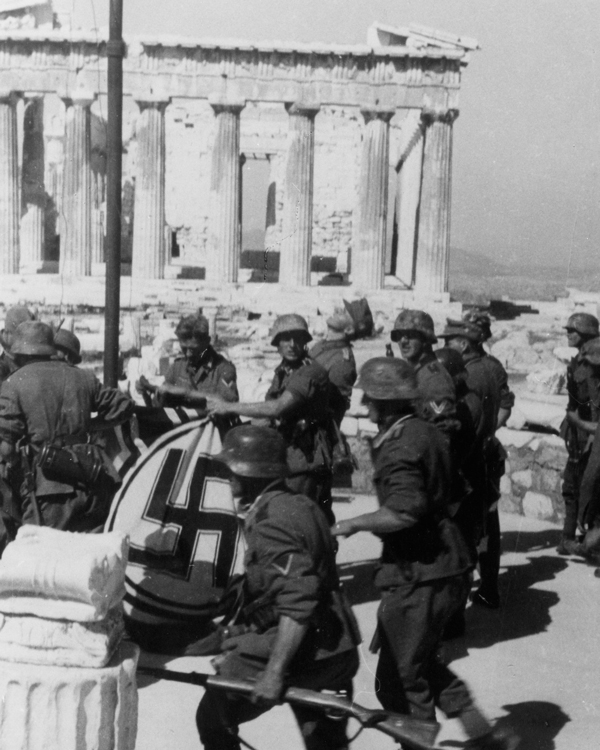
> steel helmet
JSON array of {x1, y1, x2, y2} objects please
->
[
  {"x1": 391, "y1": 309, "x2": 437, "y2": 344},
  {"x1": 54, "y1": 329, "x2": 82, "y2": 364},
  {"x1": 564, "y1": 313, "x2": 599, "y2": 338},
  {"x1": 435, "y1": 347, "x2": 466, "y2": 379},
  {"x1": 462, "y1": 309, "x2": 492, "y2": 341},
  {"x1": 440, "y1": 318, "x2": 485, "y2": 344},
  {"x1": 269, "y1": 314, "x2": 312, "y2": 347},
  {"x1": 214, "y1": 425, "x2": 289, "y2": 478},
  {"x1": 10, "y1": 321, "x2": 56, "y2": 357},
  {"x1": 357, "y1": 357, "x2": 419, "y2": 400}
]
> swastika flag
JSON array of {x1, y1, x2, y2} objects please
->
[{"x1": 105, "y1": 418, "x2": 245, "y2": 651}]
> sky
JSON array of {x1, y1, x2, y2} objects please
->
[{"x1": 72, "y1": 0, "x2": 600, "y2": 273}]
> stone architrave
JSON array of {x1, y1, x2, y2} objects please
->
[
  {"x1": 279, "y1": 102, "x2": 319, "y2": 286},
  {"x1": 414, "y1": 108, "x2": 458, "y2": 295},
  {"x1": 132, "y1": 98, "x2": 168, "y2": 279},
  {"x1": 207, "y1": 99, "x2": 245, "y2": 284},
  {"x1": 60, "y1": 95, "x2": 94, "y2": 277},
  {"x1": 352, "y1": 108, "x2": 395, "y2": 290},
  {"x1": 395, "y1": 109, "x2": 424, "y2": 285},
  {"x1": 0, "y1": 92, "x2": 19, "y2": 274},
  {"x1": 20, "y1": 94, "x2": 46, "y2": 273}
]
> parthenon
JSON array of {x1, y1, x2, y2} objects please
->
[{"x1": 0, "y1": 21, "x2": 478, "y2": 294}]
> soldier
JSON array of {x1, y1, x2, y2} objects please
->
[
  {"x1": 309, "y1": 309, "x2": 357, "y2": 426},
  {"x1": 142, "y1": 314, "x2": 238, "y2": 406},
  {"x1": 557, "y1": 313, "x2": 599, "y2": 554},
  {"x1": 0, "y1": 306, "x2": 35, "y2": 385},
  {"x1": 207, "y1": 314, "x2": 335, "y2": 522},
  {"x1": 196, "y1": 424, "x2": 360, "y2": 750},
  {"x1": 390, "y1": 309, "x2": 457, "y2": 438},
  {"x1": 0, "y1": 322, "x2": 133, "y2": 537},
  {"x1": 331, "y1": 358, "x2": 518, "y2": 750},
  {"x1": 53, "y1": 329, "x2": 83, "y2": 366},
  {"x1": 441, "y1": 317, "x2": 506, "y2": 609}
]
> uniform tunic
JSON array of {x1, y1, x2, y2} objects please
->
[
  {"x1": 265, "y1": 359, "x2": 334, "y2": 515},
  {"x1": 370, "y1": 414, "x2": 474, "y2": 721},
  {"x1": 411, "y1": 352, "x2": 458, "y2": 439},
  {"x1": 309, "y1": 339, "x2": 357, "y2": 425},
  {"x1": 196, "y1": 486, "x2": 359, "y2": 750},
  {"x1": 0, "y1": 360, "x2": 133, "y2": 533},
  {"x1": 163, "y1": 346, "x2": 238, "y2": 403}
]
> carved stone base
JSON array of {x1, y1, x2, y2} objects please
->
[{"x1": 0, "y1": 641, "x2": 138, "y2": 750}]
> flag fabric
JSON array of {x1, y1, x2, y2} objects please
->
[
  {"x1": 105, "y1": 418, "x2": 245, "y2": 652},
  {"x1": 133, "y1": 405, "x2": 208, "y2": 447}
]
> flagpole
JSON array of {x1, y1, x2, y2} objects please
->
[{"x1": 104, "y1": 0, "x2": 124, "y2": 387}]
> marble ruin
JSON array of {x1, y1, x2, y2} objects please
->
[{"x1": 0, "y1": 21, "x2": 478, "y2": 294}]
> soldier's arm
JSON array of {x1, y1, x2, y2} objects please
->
[
  {"x1": 251, "y1": 616, "x2": 309, "y2": 705},
  {"x1": 566, "y1": 409, "x2": 597, "y2": 435},
  {"x1": 92, "y1": 377, "x2": 135, "y2": 425},
  {"x1": 0, "y1": 379, "x2": 26, "y2": 451},
  {"x1": 327, "y1": 359, "x2": 357, "y2": 399},
  {"x1": 207, "y1": 390, "x2": 300, "y2": 418}
]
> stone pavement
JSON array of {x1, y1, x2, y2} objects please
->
[{"x1": 136, "y1": 500, "x2": 600, "y2": 750}]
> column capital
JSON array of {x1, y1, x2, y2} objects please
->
[
  {"x1": 135, "y1": 96, "x2": 170, "y2": 112},
  {"x1": 0, "y1": 91, "x2": 19, "y2": 105},
  {"x1": 361, "y1": 107, "x2": 395, "y2": 125},
  {"x1": 61, "y1": 93, "x2": 96, "y2": 108},
  {"x1": 421, "y1": 108, "x2": 459, "y2": 126},
  {"x1": 285, "y1": 101, "x2": 320, "y2": 118},
  {"x1": 208, "y1": 95, "x2": 246, "y2": 116}
]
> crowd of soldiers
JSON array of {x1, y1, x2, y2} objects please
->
[{"x1": 9, "y1": 299, "x2": 596, "y2": 750}]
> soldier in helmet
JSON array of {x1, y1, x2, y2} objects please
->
[
  {"x1": 207, "y1": 314, "x2": 335, "y2": 521},
  {"x1": 309, "y1": 309, "x2": 357, "y2": 426},
  {"x1": 53, "y1": 329, "x2": 83, "y2": 366},
  {"x1": 332, "y1": 358, "x2": 518, "y2": 750},
  {"x1": 196, "y1": 424, "x2": 360, "y2": 750},
  {"x1": 142, "y1": 314, "x2": 238, "y2": 407},
  {"x1": 0, "y1": 306, "x2": 36, "y2": 385},
  {"x1": 390, "y1": 309, "x2": 458, "y2": 440},
  {"x1": 0, "y1": 322, "x2": 133, "y2": 539},
  {"x1": 556, "y1": 312, "x2": 600, "y2": 555}
]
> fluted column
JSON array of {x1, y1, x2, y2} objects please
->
[
  {"x1": 207, "y1": 99, "x2": 245, "y2": 284},
  {"x1": 132, "y1": 99, "x2": 168, "y2": 279},
  {"x1": 60, "y1": 95, "x2": 94, "y2": 276},
  {"x1": 279, "y1": 102, "x2": 319, "y2": 286},
  {"x1": 352, "y1": 108, "x2": 395, "y2": 290},
  {"x1": 20, "y1": 95, "x2": 46, "y2": 273},
  {"x1": 0, "y1": 92, "x2": 20, "y2": 274},
  {"x1": 414, "y1": 108, "x2": 458, "y2": 295},
  {"x1": 395, "y1": 110, "x2": 424, "y2": 285}
]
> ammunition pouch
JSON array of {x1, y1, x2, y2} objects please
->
[{"x1": 38, "y1": 441, "x2": 104, "y2": 489}]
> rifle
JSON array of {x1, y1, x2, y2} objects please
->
[{"x1": 138, "y1": 666, "x2": 440, "y2": 750}]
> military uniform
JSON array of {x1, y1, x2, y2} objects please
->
[
  {"x1": 369, "y1": 414, "x2": 473, "y2": 720},
  {"x1": 0, "y1": 350, "x2": 17, "y2": 386},
  {"x1": 309, "y1": 339, "x2": 356, "y2": 425},
  {"x1": 196, "y1": 486, "x2": 359, "y2": 750},
  {"x1": 163, "y1": 346, "x2": 238, "y2": 404},
  {"x1": 266, "y1": 359, "x2": 334, "y2": 519},
  {"x1": 0, "y1": 360, "x2": 133, "y2": 535},
  {"x1": 412, "y1": 352, "x2": 458, "y2": 439}
]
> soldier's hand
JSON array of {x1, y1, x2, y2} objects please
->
[
  {"x1": 250, "y1": 668, "x2": 285, "y2": 706},
  {"x1": 206, "y1": 396, "x2": 230, "y2": 415},
  {"x1": 331, "y1": 519, "x2": 358, "y2": 538}
]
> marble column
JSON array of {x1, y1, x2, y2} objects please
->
[
  {"x1": 279, "y1": 102, "x2": 319, "y2": 286},
  {"x1": 396, "y1": 110, "x2": 425, "y2": 286},
  {"x1": 207, "y1": 100, "x2": 245, "y2": 284},
  {"x1": 414, "y1": 108, "x2": 458, "y2": 295},
  {"x1": 352, "y1": 108, "x2": 395, "y2": 290},
  {"x1": 0, "y1": 93, "x2": 20, "y2": 274},
  {"x1": 20, "y1": 95, "x2": 46, "y2": 273},
  {"x1": 132, "y1": 99, "x2": 168, "y2": 279},
  {"x1": 60, "y1": 96, "x2": 94, "y2": 276}
]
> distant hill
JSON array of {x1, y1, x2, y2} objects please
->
[{"x1": 449, "y1": 248, "x2": 600, "y2": 303}]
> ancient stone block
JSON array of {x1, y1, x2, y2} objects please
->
[
  {"x1": 512, "y1": 469, "x2": 532, "y2": 489},
  {"x1": 341, "y1": 416, "x2": 358, "y2": 437},
  {"x1": 522, "y1": 491, "x2": 554, "y2": 521}
]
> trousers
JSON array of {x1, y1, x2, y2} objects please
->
[
  {"x1": 376, "y1": 574, "x2": 475, "y2": 721},
  {"x1": 196, "y1": 632, "x2": 358, "y2": 750}
]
